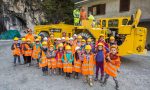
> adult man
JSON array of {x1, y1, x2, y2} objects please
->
[
  {"x1": 25, "y1": 29, "x2": 35, "y2": 43},
  {"x1": 73, "y1": 7, "x2": 80, "y2": 26},
  {"x1": 80, "y1": 6, "x2": 87, "y2": 23}
]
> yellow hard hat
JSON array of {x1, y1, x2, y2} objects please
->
[
  {"x1": 42, "y1": 41, "x2": 47, "y2": 46},
  {"x1": 98, "y1": 43, "x2": 104, "y2": 46},
  {"x1": 65, "y1": 45, "x2": 71, "y2": 50},
  {"x1": 77, "y1": 35, "x2": 82, "y2": 39},
  {"x1": 35, "y1": 38, "x2": 40, "y2": 42},
  {"x1": 21, "y1": 38, "x2": 26, "y2": 41},
  {"x1": 65, "y1": 37, "x2": 70, "y2": 41},
  {"x1": 82, "y1": 39, "x2": 86, "y2": 42},
  {"x1": 110, "y1": 45, "x2": 118, "y2": 49},
  {"x1": 85, "y1": 45, "x2": 92, "y2": 50},
  {"x1": 26, "y1": 39, "x2": 31, "y2": 42},
  {"x1": 100, "y1": 34, "x2": 104, "y2": 37},
  {"x1": 50, "y1": 34, "x2": 54, "y2": 37},
  {"x1": 87, "y1": 38, "x2": 92, "y2": 42},
  {"x1": 14, "y1": 37, "x2": 19, "y2": 41},
  {"x1": 58, "y1": 43, "x2": 63, "y2": 47},
  {"x1": 110, "y1": 36, "x2": 115, "y2": 40},
  {"x1": 38, "y1": 36, "x2": 41, "y2": 40},
  {"x1": 49, "y1": 44, "x2": 54, "y2": 47}
]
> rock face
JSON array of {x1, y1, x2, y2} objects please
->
[{"x1": 1, "y1": 0, "x2": 45, "y2": 32}]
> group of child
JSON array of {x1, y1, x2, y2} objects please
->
[{"x1": 11, "y1": 34, "x2": 121, "y2": 90}]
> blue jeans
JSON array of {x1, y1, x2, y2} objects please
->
[
  {"x1": 14, "y1": 55, "x2": 20, "y2": 64},
  {"x1": 42, "y1": 66, "x2": 48, "y2": 72}
]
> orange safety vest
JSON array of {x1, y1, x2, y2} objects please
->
[
  {"x1": 24, "y1": 44, "x2": 32, "y2": 56},
  {"x1": 25, "y1": 34, "x2": 34, "y2": 43},
  {"x1": 32, "y1": 45, "x2": 41, "y2": 59},
  {"x1": 57, "y1": 52, "x2": 63, "y2": 68},
  {"x1": 20, "y1": 43, "x2": 25, "y2": 55},
  {"x1": 39, "y1": 50, "x2": 48, "y2": 68},
  {"x1": 12, "y1": 44, "x2": 21, "y2": 56},
  {"x1": 73, "y1": 39, "x2": 77, "y2": 46},
  {"x1": 80, "y1": 11, "x2": 87, "y2": 20},
  {"x1": 71, "y1": 45, "x2": 76, "y2": 54},
  {"x1": 47, "y1": 58, "x2": 51, "y2": 68},
  {"x1": 47, "y1": 51, "x2": 57, "y2": 69},
  {"x1": 82, "y1": 54, "x2": 95, "y2": 75},
  {"x1": 73, "y1": 56, "x2": 82, "y2": 73},
  {"x1": 104, "y1": 53, "x2": 121, "y2": 77},
  {"x1": 48, "y1": 38, "x2": 54, "y2": 47},
  {"x1": 50, "y1": 58, "x2": 57, "y2": 69},
  {"x1": 63, "y1": 53, "x2": 73, "y2": 73}
]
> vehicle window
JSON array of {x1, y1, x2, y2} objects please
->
[
  {"x1": 122, "y1": 19, "x2": 128, "y2": 25},
  {"x1": 108, "y1": 19, "x2": 118, "y2": 27},
  {"x1": 102, "y1": 20, "x2": 106, "y2": 27}
]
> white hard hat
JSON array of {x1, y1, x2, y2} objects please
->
[
  {"x1": 73, "y1": 34, "x2": 77, "y2": 37},
  {"x1": 69, "y1": 37, "x2": 74, "y2": 40},
  {"x1": 43, "y1": 37, "x2": 48, "y2": 41},
  {"x1": 57, "y1": 38, "x2": 61, "y2": 41},
  {"x1": 62, "y1": 37, "x2": 65, "y2": 40},
  {"x1": 75, "y1": 46, "x2": 80, "y2": 51}
]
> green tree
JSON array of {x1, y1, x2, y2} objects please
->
[{"x1": 41, "y1": 0, "x2": 74, "y2": 24}]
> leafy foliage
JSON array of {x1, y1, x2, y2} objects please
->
[{"x1": 41, "y1": 0, "x2": 74, "y2": 24}]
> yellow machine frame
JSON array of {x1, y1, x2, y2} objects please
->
[
  {"x1": 34, "y1": 9, "x2": 147, "y2": 56},
  {"x1": 100, "y1": 17, "x2": 130, "y2": 29},
  {"x1": 34, "y1": 23, "x2": 74, "y2": 38}
]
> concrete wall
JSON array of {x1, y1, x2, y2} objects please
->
[{"x1": 82, "y1": 0, "x2": 150, "y2": 20}]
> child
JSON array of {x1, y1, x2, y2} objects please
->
[
  {"x1": 76, "y1": 35, "x2": 82, "y2": 47},
  {"x1": 47, "y1": 45, "x2": 57, "y2": 75},
  {"x1": 69, "y1": 37, "x2": 76, "y2": 54},
  {"x1": 82, "y1": 45, "x2": 95, "y2": 87},
  {"x1": 102, "y1": 45, "x2": 121, "y2": 90},
  {"x1": 94, "y1": 43, "x2": 107, "y2": 82},
  {"x1": 87, "y1": 38, "x2": 95, "y2": 53},
  {"x1": 74, "y1": 46, "x2": 82, "y2": 79},
  {"x1": 73, "y1": 34, "x2": 77, "y2": 45},
  {"x1": 109, "y1": 36, "x2": 117, "y2": 47},
  {"x1": 61, "y1": 37, "x2": 65, "y2": 45},
  {"x1": 62, "y1": 45, "x2": 74, "y2": 79},
  {"x1": 80, "y1": 39, "x2": 86, "y2": 58},
  {"x1": 11, "y1": 37, "x2": 21, "y2": 66},
  {"x1": 39, "y1": 41, "x2": 48, "y2": 76},
  {"x1": 55, "y1": 38, "x2": 61, "y2": 50},
  {"x1": 96, "y1": 34, "x2": 109, "y2": 48},
  {"x1": 81, "y1": 39, "x2": 86, "y2": 50},
  {"x1": 64, "y1": 37, "x2": 70, "y2": 47},
  {"x1": 20, "y1": 38, "x2": 26, "y2": 64},
  {"x1": 24, "y1": 39, "x2": 33, "y2": 66},
  {"x1": 32, "y1": 38, "x2": 41, "y2": 67},
  {"x1": 56, "y1": 43, "x2": 64, "y2": 75}
]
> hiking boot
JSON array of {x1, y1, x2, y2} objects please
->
[
  {"x1": 99, "y1": 77, "x2": 104, "y2": 83},
  {"x1": 94, "y1": 77, "x2": 98, "y2": 81},
  {"x1": 45, "y1": 71, "x2": 48, "y2": 75},
  {"x1": 14, "y1": 63, "x2": 16, "y2": 66},
  {"x1": 115, "y1": 85, "x2": 119, "y2": 90},
  {"x1": 43, "y1": 71, "x2": 46, "y2": 76},
  {"x1": 89, "y1": 78, "x2": 93, "y2": 87}
]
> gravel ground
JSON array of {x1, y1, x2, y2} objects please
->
[{"x1": 0, "y1": 41, "x2": 150, "y2": 90}]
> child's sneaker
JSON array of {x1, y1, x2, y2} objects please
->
[{"x1": 94, "y1": 77, "x2": 98, "y2": 81}]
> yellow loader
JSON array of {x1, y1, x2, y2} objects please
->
[{"x1": 34, "y1": 9, "x2": 147, "y2": 56}]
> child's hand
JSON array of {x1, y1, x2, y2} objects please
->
[
  {"x1": 117, "y1": 69, "x2": 120, "y2": 73},
  {"x1": 107, "y1": 56, "x2": 111, "y2": 61},
  {"x1": 106, "y1": 56, "x2": 111, "y2": 62}
]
